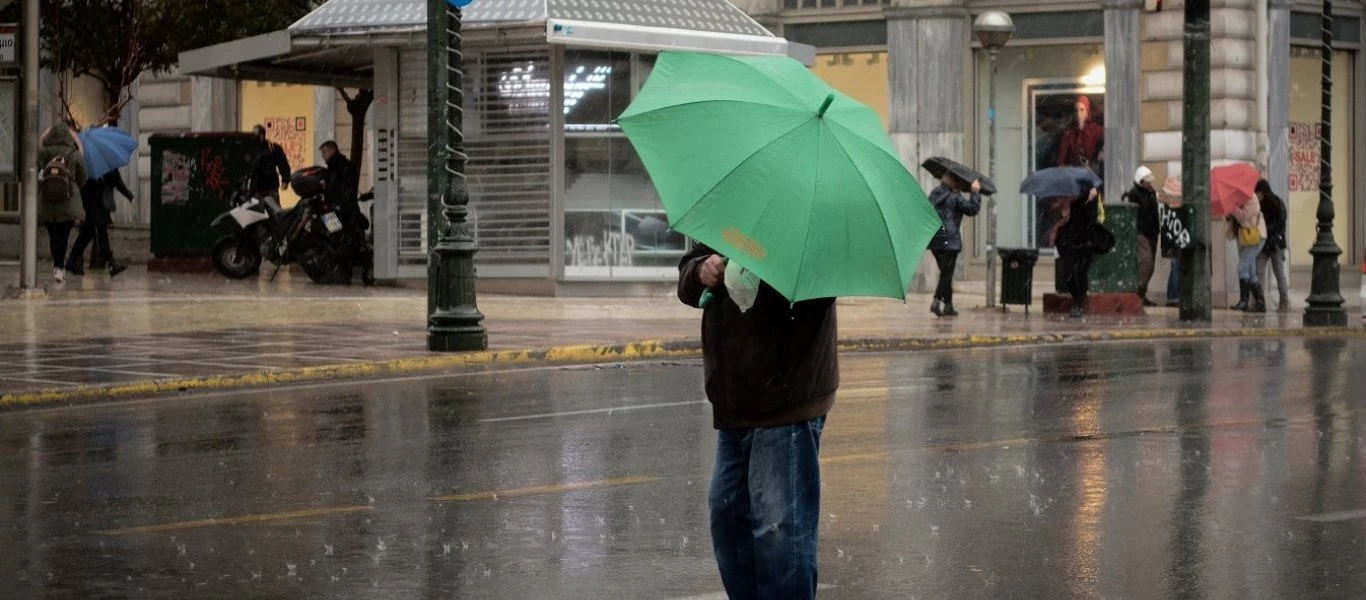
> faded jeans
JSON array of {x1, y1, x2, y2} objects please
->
[
  {"x1": 1238, "y1": 240, "x2": 1265, "y2": 284},
  {"x1": 1257, "y1": 247, "x2": 1289, "y2": 304},
  {"x1": 710, "y1": 416, "x2": 825, "y2": 600},
  {"x1": 1167, "y1": 257, "x2": 1181, "y2": 303}
]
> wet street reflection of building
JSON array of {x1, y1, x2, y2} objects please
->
[{"x1": 1, "y1": 339, "x2": 1365, "y2": 599}]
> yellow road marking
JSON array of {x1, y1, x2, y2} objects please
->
[
  {"x1": 6, "y1": 328, "x2": 1364, "y2": 409},
  {"x1": 94, "y1": 476, "x2": 663, "y2": 536},
  {"x1": 94, "y1": 505, "x2": 375, "y2": 536},
  {"x1": 431, "y1": 476, "x2": 661, "y2": 502}
]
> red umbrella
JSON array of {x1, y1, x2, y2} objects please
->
[{"x1": 1210, "y1": 163, "x2": 1260, "y2": 217}]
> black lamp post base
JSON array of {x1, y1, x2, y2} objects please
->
[
  {"x1": 1304, "y1": 239, "x2": 1348, "y2": 328},
  {"x1": 428, "y1": 325, "x2": 488, "y2": 352}
]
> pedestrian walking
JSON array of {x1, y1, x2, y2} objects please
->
[
  {"x1": 1123, "y1": 166, "x2": 1160, "y2": 306},
  {"x1": 1053, "y1": 184, "x2": 1112, "y2": 318},
  {"x1": 927, "y1": 173, "x2": 982, "y2": 317},
  {"x1": 249, "y1": 124, "x2": 291, "y2": 203},
  {"x1": 1227, "y1": 191, "x2": 1268, "y2": 312},
  {"x1": 679, "y1": 245, "x2": 837, "y2": 600},
  {"x1": 37, "y1": 124, "x2": 88, "y2": 284},
  {"x1": 66, "y1": 169, "x2": 133, "y2": 278},
  {"x1": 1254, "y1": 179, "x2": 1290, "y2": 312},
  {"x1": 1158, "y1": 178, "x2": 1193, "y2": 307}
]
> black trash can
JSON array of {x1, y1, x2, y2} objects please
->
[{"x1": 998, "y1": 248, "x2": 1041, "y2": 313}]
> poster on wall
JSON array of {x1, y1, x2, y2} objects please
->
[
  {"x1": 1288, "y1": 121, "x2": 1321, "y2": 192},
  {"x1": 1026, "y1": 82, "x2": 1105, "y2": 249}
]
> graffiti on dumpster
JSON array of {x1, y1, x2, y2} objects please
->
[
  {"x1": 199, "y1": 147, "x2": 227, "y2": 200},
  {"x1": 160, "y1": 150, "x2": 194, "y2": 206}
]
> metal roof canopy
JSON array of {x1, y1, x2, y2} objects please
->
[{"x1": 179, "y1": 0, "x2": 810, "y2": 85}]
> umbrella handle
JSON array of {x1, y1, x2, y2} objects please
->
[{"x1": 699, "y1": 289, "x2": 714, "y2": 308}]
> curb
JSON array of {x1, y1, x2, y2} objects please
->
[{"x1": 2, "y1": 327, "x2": 1363, "y2": 410}]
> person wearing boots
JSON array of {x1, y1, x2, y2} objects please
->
[
  {"x1": 926, "y1": 173, "x2": 981, "y2": 317},
  {"x1": 1228, "y1": 194, "x2": 1267, "y2": 312},
  {"x1": 67, "y1": 169, "x2": 132, "y2": 278},
  {"x1": 1254, "y1": 180, "x2": 1290, "y2": 312}
]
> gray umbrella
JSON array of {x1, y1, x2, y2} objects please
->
[
  {"x1": 1019, "y1": 166, "x2": 1102, "y2": 199},
  {"x1": 920, "y1": 157, "x2": 997, "y2": 196}
]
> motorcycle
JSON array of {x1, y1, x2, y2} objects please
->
[{"x1": 210, "y1": 167, "x2": 355, "y2": 284}]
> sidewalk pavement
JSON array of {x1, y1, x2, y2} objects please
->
[{"x1": 1, "y1": 266, "x2": 1363, "y2": 404}]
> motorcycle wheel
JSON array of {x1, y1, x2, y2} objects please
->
[
  {"x1": 298, "y1": 240, "x2": 351, "y2": 285},
  {"x1": 212, "y1": 236, "x2": 262, "y2": 279}
]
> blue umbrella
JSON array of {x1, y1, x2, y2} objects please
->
[
  {"x1": 1019, "y1": 166, "x2": 1102, "y2": 199},
  {"x1": 78, "y1": 126, "x2": 138, "y2": 180}
]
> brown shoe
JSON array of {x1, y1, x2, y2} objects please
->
[{"x1": 1277, "y1": 299, "x2": 1291, "y2": 313}]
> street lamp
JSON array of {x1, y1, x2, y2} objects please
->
[
  {"x1": 973, "y1": 11, "x2": 1014, "y2": 308},
  {"x1": 426, "y1": 0, "x2": 488, "y2": 351},
  {"x1": 1303, "y1": 0, "x2": 1348, "y2": 327}
]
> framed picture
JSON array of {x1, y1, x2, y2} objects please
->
[{"x1": 1024, "y1": 80, "x2": 1105, "y2": 250}]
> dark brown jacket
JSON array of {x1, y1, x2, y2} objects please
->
[{"x1": 678, "y1": 245, "x2": 839, "y2": 430}]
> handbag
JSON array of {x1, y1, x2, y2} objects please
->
[{"x1": 1238, "y1": 215, "x2": 1263, "y2": 247}]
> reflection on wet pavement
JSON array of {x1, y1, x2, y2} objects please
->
[{"x1": 1, "y1": 339, "x2": 1364, "y2": 599}]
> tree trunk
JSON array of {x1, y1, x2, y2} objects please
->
[{"x1": 345, "y1": 88, "x2": 374, "y2": 169}]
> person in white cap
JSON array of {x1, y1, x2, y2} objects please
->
[
  {"x1": 1158, "y1": 177, "x2": 1193, "y2": 306},
  {"x1": 1123, "y1": 166, "x2": 1161, "y2": 306}
]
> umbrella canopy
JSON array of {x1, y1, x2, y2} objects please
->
[
  {"x1": 1210, "y1": 163, "x2": 1260, "y2": 217},
  {"x1": 618, "y1": 52, "x2": 940, "y2": 302},
  {"x1": 78, "y1": 126, "x2": 138, "y2": 180},
  {"x1": 921, "y1": 157, "x2": 996, "y2": 195},
  {"x1": 1019, "y1": 166, "x2": 1102, "y2": 199}
]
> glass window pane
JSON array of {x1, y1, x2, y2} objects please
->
[{"x1": 563, "y1": 50, "x2": 631, "y2": 128}]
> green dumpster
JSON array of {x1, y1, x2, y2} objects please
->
[
  {"x1": 999, "y1": 248, "x2": 1040, "y2": 313},
  {"x1": 149, "y1": 133, "x2": 260, "y2": 260},
  {"x1": 1090, "y1": 203, "x2": 1138, "y2": 293}
]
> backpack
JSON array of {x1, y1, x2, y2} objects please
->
[{"x1": 40, "y1": 156, "x2": 74, "y2": 204}]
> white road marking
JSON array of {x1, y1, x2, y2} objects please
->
[
  {"x1": 1293, "y1": 509, "x2": 1366, "y2": 523},
  {"x1": 665, "y1": 584, "x2": 834, "y2": 599},
  {"x1": 479, "y1": 400, "x2": 706, "y2": 423}
]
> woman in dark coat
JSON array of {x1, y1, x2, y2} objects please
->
[
  {"x1": 926, "y1": 173, "x2": 981, "y2": 317},
  {"x1": 67, "y1": 169, "x2": 132, "y2": 277},
  {"x1": 1052, "y1": 183, "x2": 1110, "y2": 318},
  {"x1": 1254, "y1": 179, "x2": 1289, "y2": 312}
]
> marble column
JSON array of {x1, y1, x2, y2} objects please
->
[
  {"x1": 1103, "y1": 0, "x2": 1142, "y2": 199},
  {"x1": 314, "y1": 87, "x2": 337, "y2": 165},
  {"x1": 886, "y1": 2, "x2": 969, "y2": 291},
  {"x1": 1266, "y1": 0, "x2": 1293, "y2": 204}
]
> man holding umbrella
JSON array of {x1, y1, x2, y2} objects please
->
[
  {"x1": 67, "y1": 122, "x2": 137, "y2": 278},
  {"x1": 622, "y1": 53, "x2": 942, "y2": 598}
]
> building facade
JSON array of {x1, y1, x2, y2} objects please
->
[{"x1": 744, "y1": 0, "x2": 1363, "y2": 301}]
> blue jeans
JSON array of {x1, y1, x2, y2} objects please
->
[
  {"x1": 1167, "y1": 257, "x2": 1181, "y2": 303},
  {"x1": 1238, "y1": 241, "x2": 1265, "y2": 284},
  {"x1": 710, "y1": 416, "x2": 825, "y2": 600}
]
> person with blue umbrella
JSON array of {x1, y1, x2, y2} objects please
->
[{"x1": 67, "y1": 123, "x2": 137, "y2": 278}]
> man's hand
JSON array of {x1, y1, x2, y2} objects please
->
[
  {"x1": 697, "y1": 255, "x2": 725, "y2": 288},
  {"x1": 970, "y1": 180, "x2": 981, "y2": 194},
  {"x1": 1088, "y1": 187, "x2": 1099, "y2": 202}
]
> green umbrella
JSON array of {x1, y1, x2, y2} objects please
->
[{"x1": 618, "y1": 52, "x2": 940, "y2": 302}]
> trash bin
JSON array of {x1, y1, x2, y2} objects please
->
[
  {"x1": 150, "y1": 133, "x2": 260, "y2": 260},
  {"x1": 999, "y1": 248, "x2": 1041, "y2": 313}
]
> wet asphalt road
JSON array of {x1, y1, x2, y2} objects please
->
[{"x1": 2, "y1": 338, "x2": 1366, "y2": 600}]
